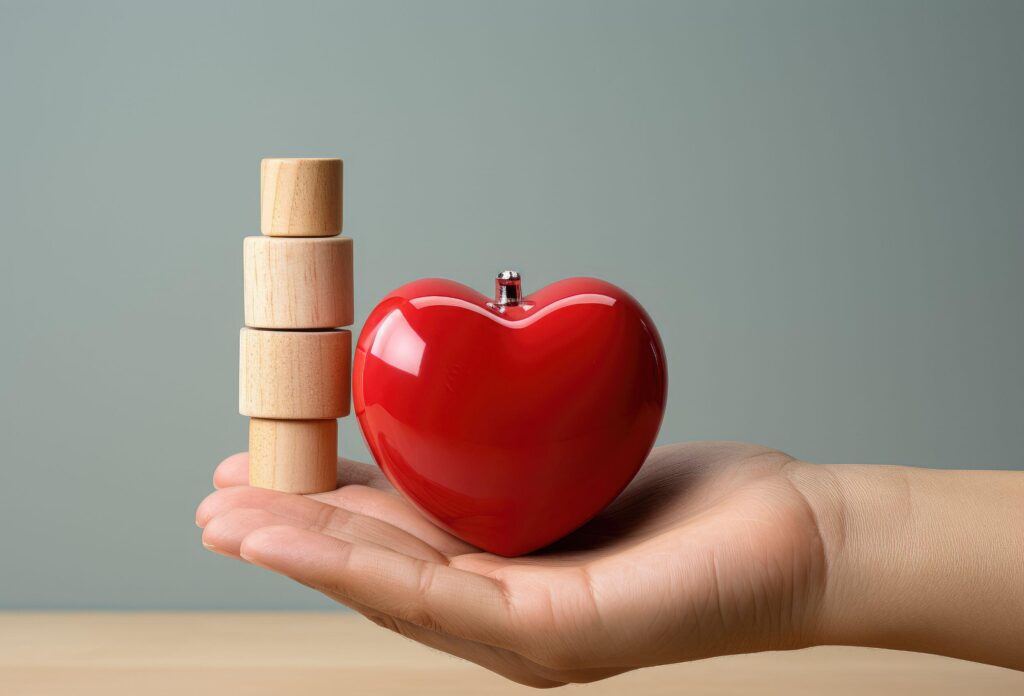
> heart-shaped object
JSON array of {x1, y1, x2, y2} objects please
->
[{"x1": 353, "y1": 272, "x2": 668, "y2": 556}]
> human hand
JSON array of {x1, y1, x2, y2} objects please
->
[{"x1": 196, "y1": 442, "x2": 830, "y2": 686}]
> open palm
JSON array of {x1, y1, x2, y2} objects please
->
[{"x1": 197, "y1": 442, "x2": 828, "y2": 687}]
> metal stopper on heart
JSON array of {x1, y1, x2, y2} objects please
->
[{"x1": 495, "y1": 270, "x2": 522, "y2": 306}]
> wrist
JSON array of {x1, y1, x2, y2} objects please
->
[{"x1": 790, "y1": 460, "x2": 1024, "y2": 669}]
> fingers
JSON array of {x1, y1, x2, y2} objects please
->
[
  {"x1": 200, "y1": 506, "x2": 543, "y2": 684},
  {"x1": 198, "y1": 496, "x2": 556, "y2": 685},
  {"x1": 197, "y1": 487, "x2": 447, "y2": 563},
  {"x1": 213, "y1": 452, "x2": 249, "y2": 488},
  {"x1": 207, "y1": 453, "x2": 476, "y2": 556},
  {"x1": 311, "y1": 485, "x2": 479, "y2": 557},
  {"x1": 197, "y1": 483, "x2": 472, "y2": 558},
  {"x1": 239, "y1": 525, "x2": 522, "y2": 651},
  {"x1": 202, "y1": 507, "x2": 445, "y2": 564},
  {"x1": 212, "y1": 452, "x2": 393, "y2": 491}
]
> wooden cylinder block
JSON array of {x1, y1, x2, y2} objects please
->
[
  {"x1": 243, "y1": 236, "x2": 353, "y2": 329},
  {"x1": 261, "y1": 158, "x2": 342, "y2": 237},
  {"x1": 239, "y1": 328, "x2": 351, "y2": 419},
  {"x1": 249, "y1": 418, "x2": 338, "y2": 494}
]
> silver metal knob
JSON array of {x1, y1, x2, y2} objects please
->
[{"x1": 495, "y1": 270, "x2": 522, "y2": 306}]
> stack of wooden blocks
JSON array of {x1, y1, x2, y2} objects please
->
[{"x1": 239, "y1": 158, "x2": 352, "y2": 494}]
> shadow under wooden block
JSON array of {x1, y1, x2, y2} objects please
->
[{"x1": 239, "y1": 328, "x2": 351, "y2": 419}]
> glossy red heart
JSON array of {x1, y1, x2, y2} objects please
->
[{"x1": 352, "y1": 275, "x2": 668, "y2": 556}]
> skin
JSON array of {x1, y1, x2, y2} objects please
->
[{"x1": 196, "y1": 442, "x2": 1024, "y2": 687}]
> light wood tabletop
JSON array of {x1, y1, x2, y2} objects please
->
[{"x1": 2, "y1": 612, "x2": 1022, "y2": 695}]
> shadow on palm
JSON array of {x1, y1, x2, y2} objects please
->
[{"x1": 458, "y1": 441, "x2": 800, "y2": 564}]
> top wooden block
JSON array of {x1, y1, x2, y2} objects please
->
[{"x1": 260, "y1": 158, "x2": 342, "y2": 236}]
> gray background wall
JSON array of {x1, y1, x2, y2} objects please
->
[{"x1": 0, "y1": 0, "x2": 1020, "y2": 609}]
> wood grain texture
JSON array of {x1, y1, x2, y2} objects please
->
[
  {"x1": 261, "y1": 158, "x2": 342, "y2": 237},
  {"x1": 239, "y1": 328, "x2": 351, "y2": 419},
  {"x1": 248, "y1": 418, "x2": 338, "y2": 493},
  {"x1": 243, "y1": 236, "x2": 354, "y2": 329},
  {"x1": 2, "y1": 613, "x2": 1022, "y2": 696}
]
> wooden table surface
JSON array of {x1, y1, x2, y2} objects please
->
[{"x1": 2, "y1": 613, "x2": 1022, "y2": 695}]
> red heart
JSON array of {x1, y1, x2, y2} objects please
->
[{"x1": 353, "y1": 275, "x2": 668, "y2": 556}]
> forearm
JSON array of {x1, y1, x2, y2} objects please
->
[{"x1": 792, "y1": 461, "x2": 1024, "y2": 670}]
